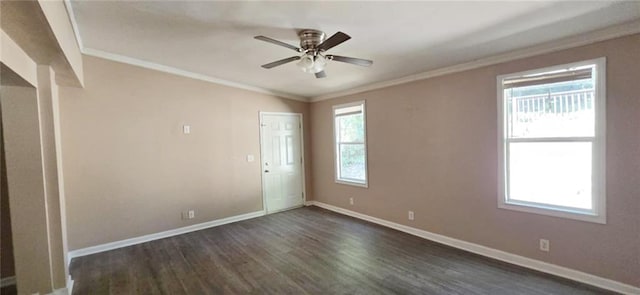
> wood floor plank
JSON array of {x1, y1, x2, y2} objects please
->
[{"x1": 70, "y1": 206, "x2": 617, "y2": 294}]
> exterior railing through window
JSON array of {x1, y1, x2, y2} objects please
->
[{"x1": 507, "y1": 89, "x2": 595, "y2": 137}]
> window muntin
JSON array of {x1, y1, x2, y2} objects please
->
[
  {"x1": 498, "y1": 58, "x2": 606, "y2": 223},
  {"x1": 333, "y1": 101, "x2": 367, "y2": 187}
]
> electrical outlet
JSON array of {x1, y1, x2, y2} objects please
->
[
  {"x1": 183, "y1": 125, "x2": 191, "y2": 134},
  {"x1": 349, "y1": 197, "x2": 354, "y2": 205},
  {"x1": 539, "y1": 239, "x2": 550, "y2": 252},
  {"x1": 408, "y1": 211, "x2": 414, "y2": 221},
  {"x1": 188, "y1": 210, "x2": 195, "y2": 219}
]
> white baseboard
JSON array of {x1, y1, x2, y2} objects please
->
[
  {"x1": 66, "y1": 275, "x2": 74, "y2": 295},
  {"x1": 308, "y1": 201, "x2": 640, "y2": 295},
  {"x1": 68, "y1": 210, "x2": 265, "y2": 263},
  {"x1": 47, "y1": 287, "x2": 69, "y2": 295},
  {"x1": 0, "y1": 276, "x2": 16, "y2": 287}
]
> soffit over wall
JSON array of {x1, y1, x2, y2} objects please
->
[{"x1": 1, "y1": 0, "x2": 83, "y2": 87}]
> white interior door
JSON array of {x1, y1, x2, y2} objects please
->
[{"x1": 260, "y1": 113, "x2": 304, "y2": 214}]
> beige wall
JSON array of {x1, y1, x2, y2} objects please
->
[
  {"x1": 310, "y1": 34, "x2": 640, "y2": 287},
  {"x1": 0, "y1": 1, "x2": 86, "y2": 293},
  {"x1": 37, "y1": 65, "x2": 68, "y2": 288},
  {"x1": 1, "y1": 65, "x2": 73, "y2": 294},
  {"x1": 0, "y1": 104, "x2": 15, "y2": 279},
  {"x1": 60, "y1": 56, "x2": 312, "y2": 250},
  {"x1": 1, "y1": 85, "x2": 55, "y2": 294}
]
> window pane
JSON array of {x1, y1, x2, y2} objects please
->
[
  {"x1": 337, "y1": 113, "x2": 364, "y2": 142},
  {"x1": 508, "y1": 142, "x2": 592, "y2": 209},
  {"x1": 339, "y1": 143, "x2": 365, "y2": 181},
  {"x1": 506, "y1": 77, "x2": 595, "y2": 138}
]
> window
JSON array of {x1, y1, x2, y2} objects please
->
[
  {"x1": 497, "y1": 57, "x2": 606, "y2": 223},
  {"x1": 333, "y1": 101, "x2": 368, "y2": 187}
]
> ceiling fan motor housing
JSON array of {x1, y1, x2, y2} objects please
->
[{"x1": 298, "y1": 29, "x2": 326, "y2": 51}]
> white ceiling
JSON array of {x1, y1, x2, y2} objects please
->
[{"x1": 70, "y1": 1, "x2": 640, "y2": 99}]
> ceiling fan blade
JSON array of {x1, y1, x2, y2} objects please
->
[
  {"x1": 261, "y1": 56, "x2": 301, "y2": 69},
  {"x1": 317, "y1": 32, "x2": 351, "y2": 51},
  {"x1": 254, "y1": 36, "x2": 301, "y2": 52},
  {"x1": 315, "y1": 71, "x2": 327, "y2": 79},
  {"x1": 327, "y1": 55, "x2": 373, "y2": 67}
]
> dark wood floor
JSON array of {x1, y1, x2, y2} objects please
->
[
  {"x1": 0, "y1": 285, "x2": 17, "y2": 295},
  {"x1": 70, "y1": 206, "x2": 614, "y2": 294}
]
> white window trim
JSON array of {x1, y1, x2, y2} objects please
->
[
  {"x1": 496, "y1": 57, "x2": 606, "y2": 224},
  {"x1": 333, "y1": 100, "x2": 368, "y2": 188}
]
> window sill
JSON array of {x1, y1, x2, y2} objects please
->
[
  {"x1": 498, "y1": 200, "x2": 606, "y2": 224},
  {"x1": 335, "y1": 179, "x2": 368, "y2": 188}
]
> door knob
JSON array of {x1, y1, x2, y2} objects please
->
[{"x1": 264, "y1": 170, "x2": 270, "y2": 173}]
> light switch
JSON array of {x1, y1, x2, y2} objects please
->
[
  {"x1": 247, "y1": 155, "x2": 255, "y2": 162},
  {"x1": 183, "y1": 125, "x2": 191, "y2": 134}
]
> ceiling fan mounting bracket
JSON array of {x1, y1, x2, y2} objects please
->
[{"x1": 298, "y1": 29, "x2": 326, "y2": 51}]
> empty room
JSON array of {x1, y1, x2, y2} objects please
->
[{"x1": 1, "y1": 1, "x2": 639, "y2": 294}]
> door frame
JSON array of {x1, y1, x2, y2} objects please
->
[{"x1": 258, "y1": 112, "x2": 307, "y2": 214}]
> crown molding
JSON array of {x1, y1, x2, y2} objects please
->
[
  {"x1": 65, "y1": 2, "x2": 306, "y2": 102},
  {"x1": 82, "y1": 48, "x2": 308, "y2": 102},
  {"x1": 63, "y1": 1, "x2": 638, "y2": 104},
  {"x1": 310, "y1": 20, "x2": 640, "y2": 102}
]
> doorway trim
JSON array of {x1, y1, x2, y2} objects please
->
[{"x1": 258, "y1": 112, "x2": 306, "y2": 214}]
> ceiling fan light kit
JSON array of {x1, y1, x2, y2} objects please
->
[
  {"x1": 254, "y1": 29, "x2": 373, "y2": 78},
  {"x1": 297, "y1": 53, "x2": 326, "y2": 74}
]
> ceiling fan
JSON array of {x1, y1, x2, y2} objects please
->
[{"x1": 254, "y1": 29, "x2": 373, "y2": 78}]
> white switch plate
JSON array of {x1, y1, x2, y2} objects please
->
[
  {"x1": 247, "y1": 155, "x2": 255, "y2": 162},
  {"x1": 188, "y1": 210, "x2": 195, "y2": 219},
  {"x1": 349, "y1": 197, "x2": 354, "y2": 205},
  {"x1": 183, "y1": 125, "x2": 191, "y2": 134},
  {"x1": 408, "y1": 211, "x2": 414, "y2": 221}
]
